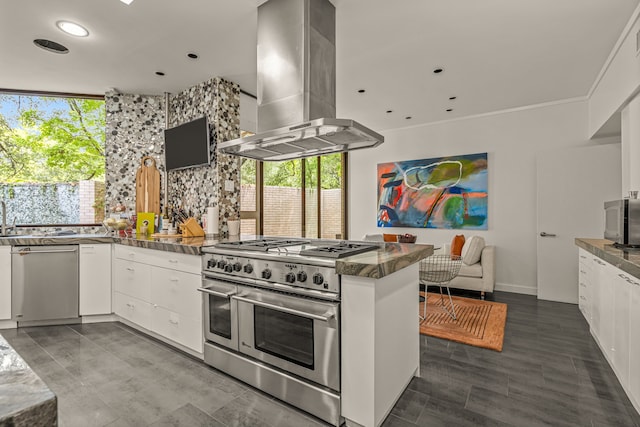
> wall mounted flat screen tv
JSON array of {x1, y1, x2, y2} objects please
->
[{"x1": 164, "y1": 116, "x2": 210, "y2": 171}]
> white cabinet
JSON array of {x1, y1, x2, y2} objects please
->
[
  {"x1": 113, "y1": 258, "x2": 152, "y2": 301},
  {"x1": 79, "y1": 244, "x2": 112, "y2": 316},
  {"x1": 112, "y1": 245, "x2": 202, "y2": 353},
  {"x1": 629, "y1": 277, "x2": 640, "y2": 408},
  {"x1": 612, "y1": 270, "x2": 631, "y2": 389},
  {"x1": 580, "y1": 249, "x2": 640, "y2": 412},
  {"x1": 0, "y1": 246, "x2": 11, "y2": 320},
  {"x1": 578, "y1": 249, "x2": 592, "y2": 323},
  {"x1": 113, "y1": 292, "x2": 153, "y2": 330}
]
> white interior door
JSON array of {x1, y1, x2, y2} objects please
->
[{"x1": 536, "y1": 144, "x2": 620, "y2": 303}]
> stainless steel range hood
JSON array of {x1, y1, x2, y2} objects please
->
[{"x1": 218, "y1": 0, "x2": 384, "y2": 161}]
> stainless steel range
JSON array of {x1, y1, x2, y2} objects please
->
[{"x1": 199, "y1": 238, "x2": 379, "y2": 426}]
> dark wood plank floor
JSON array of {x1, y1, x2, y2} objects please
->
[
  {"x1": 385, "y1": 290, "x2": 640, "y2": 427},
  {"x1": 1, "y1": 291, "x2": 639, "y2": 426}
]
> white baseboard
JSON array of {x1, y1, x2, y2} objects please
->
[
  {"x1": 494, "y1": 282, "x2": 537, "y2": 296},
  {"x1": 81, "y1": 314, "x2": 116, "y2": 324},
  {"x1": 0, "y1": 320, "x2": 17, "y2": 330}
]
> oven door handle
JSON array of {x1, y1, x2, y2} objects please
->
[
  {"x1": 197, "y1": 288, "x2": 237, "y2": 298},
  {"x1": 231, "y1": 295, "x2": 335, "y2": 322}
]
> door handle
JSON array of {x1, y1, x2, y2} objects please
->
[
  {"x1": 231, "y1": 294, "x2": 335, "y2": 322},
  {"x1": 540, "y1": 232, "x2": 557, "y2": 237},
  {"x1": 197, "y1": 287, "x2": 237, "y2": 298}
]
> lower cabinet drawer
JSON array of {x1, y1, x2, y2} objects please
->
[
  {"x1": 113, "y1": 259, "x2": 152, "y2": 301},
  {"x1": 151, "y1": 268, "x2": 201, "y2": 316},
  {"x1": 113, "y1": 292, "x2": 153, "y2": 331},
  {"x1": 151, "y1": 306, "x2": 203, "y2": 353}
]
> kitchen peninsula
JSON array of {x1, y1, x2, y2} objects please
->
[{"x1": 0, "y1": 233, "x2": 432, "y2": 427}]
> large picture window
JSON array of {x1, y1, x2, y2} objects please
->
[
  {"x1": 240, "y1": 152, "x2": 347, "y2": 239},
  {"x1": 0, "y1": 92, "x2": 106, "y2": 226}
]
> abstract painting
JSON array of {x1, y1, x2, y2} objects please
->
[{"x1": 377, "y1": 153, "x2": 488, "y2": 229}]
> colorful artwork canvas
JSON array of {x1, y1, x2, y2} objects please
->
[{"x1": 377, "y1": 153, "x2": 488, "y2": 229}]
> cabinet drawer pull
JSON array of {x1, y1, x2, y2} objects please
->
[
  {"x1": 126, "y1": 303, "x2": 134, "y2": 308},
  {"x1": 168, "y1": 259, "x2": 179, "y2": 264},
  {"x1": 580, "y1": 283, "x2": 586, "y2": 287},
  {"x1": 169, "y1": 319, "x2": 179, "y2": 325},
  {"x1": 580, "y1": 270, "x2": 587, "y2": 274},
  {"x1": 83, "y1": 246, "x2": 94, "y2": 249},
  {"x1": 580, "y1": 296, "x2": 586, "y2": 300},
  {"x1": 580, "y1": 255, "x2": 587, "y2": 259},
  {"x1": 126, "y1": 267, "x2": 135, "y2": 272},
  {"x1": 170, "y1": 278, "x2": 179, "y2": 282}
]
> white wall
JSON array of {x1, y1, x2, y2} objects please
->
[{"x1": 349, "y1": 100, "x2": 614, "y2": 294}]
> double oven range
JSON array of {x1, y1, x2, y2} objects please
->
[{"x1": 199, "y1": 238, "x2": 379, "y2": 426}]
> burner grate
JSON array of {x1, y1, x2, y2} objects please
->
[{"x1": 214, "y1": 238, "x2": 310, "y2": 252}]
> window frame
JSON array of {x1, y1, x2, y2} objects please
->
[
  {"x1": 239, "y1": 153, "x2": 348, "y2": 239},
  {"x1": 0, "y1": 88, "x2": 106, "y2": 227}
]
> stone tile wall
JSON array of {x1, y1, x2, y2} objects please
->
[{"x1": 105, "y1": 77, "x2": 240, "y2": 234}]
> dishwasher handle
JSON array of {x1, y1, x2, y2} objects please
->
[{"x1": 11, "y1": 248, "x2": 78, "y2": 255}]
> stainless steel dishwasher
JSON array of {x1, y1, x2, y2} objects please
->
[{"x1": 11, "y1": 245, "x2": 79, "y2": 326}]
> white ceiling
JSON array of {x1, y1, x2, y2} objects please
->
[{"x1": 1, "y1": 0, "x2": 638, "y2": 131}]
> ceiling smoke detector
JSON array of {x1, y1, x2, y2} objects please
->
[{"x1": 120, "y1": 0, "x2": 134, "y2": 5}]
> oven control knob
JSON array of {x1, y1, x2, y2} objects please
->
[
  {"x1": 244, "y1": 264, "x2": 253, "y2": 274},
  {"x1": 261, "y1": 269, "x2": 272, "y2": 279},
  {"x1": 216, "y1": 260, "x2": 227, "y2": 269},
  {"x1": 285, "y1": 272, "x2": 296, "y2": 283},
  {"x1": 224, "y1": 264, "x2": 233, "y2": 273},
  {"x1": 207, "y1": 259, "x2": 216, "y2": 269},
  {"x1": 297, "y1": 271, "x2": 307, "y2": 282},
  {"x1": 233, "y1": 262, "x2": 242, "y2": 272},
  {"x1": 312, "y1": 273, "x2": 324, "y2": 285}
]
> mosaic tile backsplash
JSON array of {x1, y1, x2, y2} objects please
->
[{"x1": 105, "y1": 77, "x2": 240, "y2": 233}]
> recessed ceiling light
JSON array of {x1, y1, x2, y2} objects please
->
[
  {"x1": 187, "y1": 53, "x2": 199, "y2": 59},
  {"x1": 358, "y1": 89, "x2": 365, "y2": 93},
  {"x1": 56, "y1": 21, "x2": 89, "y2": 37},
  {"x1": 433, "y1": 68, "x2": 443, "y2": 74},
  {"x1": 120, "y1": 0, "x2": 135, "y2": 4},
  {"x1": 405, "y1": 116, "x2": 412, "y2": 120},
  {"x1": 155, "y1": 71, "x2": 165, "y2": 76},
  {"x1": 449, "y1": 96, "x2": 457, "y2": 100},
  {"x1": 386, "y1": 110, "x2": 393, "y2": 113},
  {"x1": 33, "y1": 39, "x2": 69, "y2": 54},
  {"x1": 446, "y1": 108, "x2": 453, "y2": 112}
]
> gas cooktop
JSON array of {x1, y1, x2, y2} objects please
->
[{"x1": 210, "y1": 238, "x2": 379, "y2": 259}]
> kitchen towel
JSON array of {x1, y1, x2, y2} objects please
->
[{"x1": 207, "y1": 206, "x2": 219, "y2": 235}]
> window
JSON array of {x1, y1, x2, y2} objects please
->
[
  {"x1": 0, "y1": 92, "x2": 106, "y2": 226},
  {"x1": 240, "y1": 152, "x2": 347, "y2": 239}
]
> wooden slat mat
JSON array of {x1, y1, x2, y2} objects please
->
[{"x1": 420, "y1": 292, "x2": 507, "y2": 351}]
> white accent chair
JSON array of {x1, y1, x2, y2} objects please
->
[{"x1": 449, "y1": 245, "x2": 495, "y2": 300}]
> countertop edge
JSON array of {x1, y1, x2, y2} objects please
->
[
  {"x1": 575, "y1": 238, "x2": 640, "y2": 280},
  {"x1": 0, "y1": 334, "x2": 58, "y2": 426},
  {"x1": 336, "y1": 244, "x2": 433, "y2": 279}
]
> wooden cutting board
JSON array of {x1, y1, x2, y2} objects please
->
[{"x1": 135, "y1": 156, "x2": 161, "y2": 215}]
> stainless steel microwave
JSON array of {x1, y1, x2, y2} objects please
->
[{"x1": 604, "y1": 199, "x2": 640, "y2": 246}]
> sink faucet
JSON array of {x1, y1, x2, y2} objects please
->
[{"x1": 1, "y1": 201, "x2": 6, "y2": 235}]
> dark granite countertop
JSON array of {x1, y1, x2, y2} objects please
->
[
  {"x1": 0, "y1": 233, "x2": 116, "y2": 246},
  {"x1": 0, "y1": 233, "x2": 217, "y2": 255},
  {"x1": 0, "y1": 234, "x2": 433, "y2": 274},
  {"x1": 336, "y1": 243, "x2": 434, "y2": 279},
  {"x1": 575, "y1": 238, "x2": 640, "y2": 279},
  {"x1": 0, "y1": 334, "x2": 57, "y2": 426}
]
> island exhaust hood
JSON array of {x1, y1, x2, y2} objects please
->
[{"x1": 218, "y1": 0, "x2": 384, "y2": 161}]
